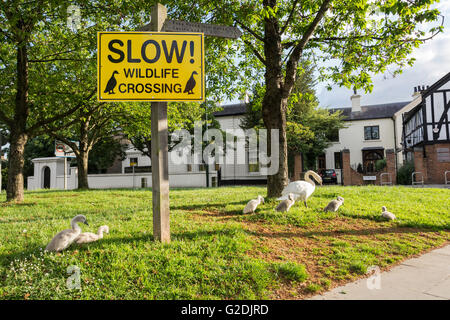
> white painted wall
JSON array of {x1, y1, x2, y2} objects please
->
[
  {"x1": 216, "y1": 115, "x2": 266, "y2": 181},
  {"x1": 29, "y1": 157, "x2": 67, "y2": 190},
  {"x1": 393, "y1": 95, "x2": 422, "y2": 165},
  {"x1": 324, "y1": 118, "x2": 397, "y2": 173},
  {"x1": 27, "y1": 163, "x2": 215, "y2": 191}
]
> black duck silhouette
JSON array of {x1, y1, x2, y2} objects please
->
[
  {"x1": 183, "y1": 71, "x2": 198, "y2": 94},
  {"x1": 104, "y1": 71, "x2": 119, "y2": 94}
]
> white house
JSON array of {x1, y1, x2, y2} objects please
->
[{"x1": 323, "y1": 94, "x2": 412, "y2": 183}]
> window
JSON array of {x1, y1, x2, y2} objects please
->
[
  {"x1": 364, "y1": 126, "x2": 380, "y2": 140},
  {"x1": 199, "y1": 164, "x2": 206, "y2": 171},
  {"x1": 334, "y1": 152, "x2": 342, "y2": 169},
  {"x1": 247, "y1": 139, "x2": 260, "y2": 173}
]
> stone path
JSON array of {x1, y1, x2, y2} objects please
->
[{"x1": 310, "y1": 245, "x2": 450, "y2": 300}]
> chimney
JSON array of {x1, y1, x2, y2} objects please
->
[
  {"x1": 412, "y1": 86, "x2": 421, "y2": 98},
  {"x1": 351, "y1": 89, "x2": 361, "y2": 112}
]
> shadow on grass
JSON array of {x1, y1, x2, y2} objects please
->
[
  {"x1": 341, "y1": 213, "x2": 450, "y2": 230},
  {"x1": 171, "y1": 200, "x2": 249, "y2": 211},
  {"x1": 0, "y1": 216, "x2": 62, "y2": 224},
  {"x1": 245, "y1": 225, "x2": 448, "y2": 239},
  {"x1": 0, "y1": 227, "x2": 240, "y2": 261},
  {"x1": 0, "y1": 201, "x2": 37, "y2": 207}
]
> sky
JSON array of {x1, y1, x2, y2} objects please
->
[{"x1": 316, "y1": 1, "x2": 450, "y2": 109}]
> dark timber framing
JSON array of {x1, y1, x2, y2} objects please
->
[{"x1": 403, "y1": 72, "x2": 450, "y2": 155}]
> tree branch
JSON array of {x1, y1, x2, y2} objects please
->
[
  {"x1": 234, "y1": 18, "x2": 265, "y2": 42},
  {"x1": 29, "y1": 58, "x2": 91, "y2": 63},
  {"x1": 280, "y1": 0, "x2": 300, "y2": 35},
  {"x1": 27, "y1": 88, "x2": 96, "y2": 135},
  {"x1": 242, "y1": 39, "x2": 266, "y2": 66},
  {"x1": 283, "y1": 0, "x2": 331, "y2": 98}
]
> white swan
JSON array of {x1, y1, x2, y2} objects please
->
[
  {"x1": 243, "y1": 195, "x2": 264, "y2": 214},
  {"x1": 275, "y1": 193, "x2": 295, "y2": 212},
  {"x1": 75, "y1": 225, "x2": 109, "y2": 244},
  {"x1": 45, "y1": 215, "x2": 89, "y2": 252},
  {"x1": 381, "y1": 206, "x2": 396, "y2": 220},
  {"x1": 277, "y1": 170, "x2": 322, "y2": 207},
  {"x1": 323, "y1": 196, "x2": 344, "y2": 212}
]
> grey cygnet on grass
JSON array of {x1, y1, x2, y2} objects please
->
[
  {"x1": 323, "y1": 196, "x2": 344, "y2": 212},
  {"x1": 275, "y1": 193, "x2": 295, "y2": 212},
  {"x1": 45, "y1": 215, "x2": 89, "y2": 252}
]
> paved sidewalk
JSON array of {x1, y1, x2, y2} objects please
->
[{"x1": 310, "y1": 245, "x2": 450, "y2": 300}]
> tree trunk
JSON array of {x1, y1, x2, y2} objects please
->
[
  {"x1": 6, "y1": 131, "x2": 28, "y2": 202},
  {"x1": 262, "y1": 0, "x2": 288, "y2": 198},
  {"x1": 76, "y1": 150, "x2": 89, "y2": 189},
  {"x1": 7, "y1": 30, "x2": 30, "y2": 202},
  {"x1": 262, "y1": 95, "x2": 289, "y2": 198}
]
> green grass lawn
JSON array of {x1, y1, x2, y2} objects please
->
[{"x1": 0, "y1": 185, "x2": 449, "y2": 299}]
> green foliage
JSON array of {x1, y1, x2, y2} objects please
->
[
  {"x1": 357, "y1": 163, "x2": 364, "y2": 174},
  {"x1": 375, "y1": 159, "x2": 387, "y2": 171},
  {"x1": 241, "y1": 64, "x2": 346, "y2": 171},
  {"x1": 23, "y1": 136, "x2": 55, "y2": 186},
  {"x1": 305, "y1": 283, "x2": 322, "y2": 293},
  {"x1": 88, "y1": 136, "x2": 127, "y2": 174},
  {"x1": 397, "y1": 161, "x2": 415, "y2": 185}
]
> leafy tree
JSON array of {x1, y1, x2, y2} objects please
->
[
  {"x1": 46, "y1": 102, "x2": 134, "y2": 189},
  {"x1": 176, "y1": 0, "x2": 443, "y2": 197},
  {"x1": 88, "y1": 136, "x2": 127, "y2": 174},
  {"x1": 0, "y1": 0, "x2": 158, "y2": 201},
  {"x1": 242, "y1": 64, "x2": 346, "y2": 174}
]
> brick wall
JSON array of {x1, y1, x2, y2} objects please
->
[
  {"x1": 414, "y1": 143, "x2": 450, "y2": 184},
  {"x1": 342, "y1": 148, "x2": 396, "y2": 186}
]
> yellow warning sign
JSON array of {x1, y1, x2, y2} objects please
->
[{"x1": 98, "y1": 32, "x2": 204, "y2": 102}]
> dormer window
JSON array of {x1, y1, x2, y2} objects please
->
[{"x1": 364, "y1": 126, "x2": 379, "y2": 140}]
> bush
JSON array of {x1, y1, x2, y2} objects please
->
[
  {"x1": 397, "y1": 161, "x2": 415, "y2": 185},
  {"x1": 357, "y1": 163, "x2": 363, "y2": 173},
  {"x1": 375, "y1": 159, "x2": 386, "y2": 171}
]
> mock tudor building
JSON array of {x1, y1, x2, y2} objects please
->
[{"x1": 401, "y1": 72, "x2": 450, "y2": 184}]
